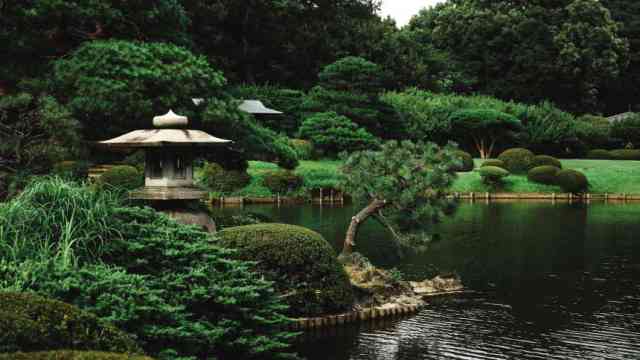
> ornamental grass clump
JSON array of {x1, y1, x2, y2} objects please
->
[{"x1": 218, "y1": 224, "x2": 354, "y2": 317}]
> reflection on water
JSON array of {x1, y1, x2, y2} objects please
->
[{"x1": 214, "y1": 202, "x2": 640, "y2": 359}]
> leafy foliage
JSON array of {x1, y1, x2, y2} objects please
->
[
  {"x1": 609, "y1": 149, "x2": 640, "y2": 160},
  {"x1": 0, "y1": 351, "x2": 154, "y2": 360},
  {"x1": 451, "y1": 150, "x2": 474, "y2": 172},
  {"x1": 198, "y1": 162, "x2": 251, "y2": 194},
  {"x1": 218, "y1": 224, "x2": 354, "y2": 317},
  {"x1": 527, "y1": 166, "x2": 561, "y2": 185},
  {"x1": 531, "y1": 155, "x2": 563, "y2": 169},
  {"x1": 498, "y1": 148, "x2": 536, "y2": 174},
  {"x1": 97, "y1": 166, "x2": 144, "y2": 194},
  {"x1": 449, "y1": 109, "x2": 522, "y2": 159},
  {"x1": 611, "y1": 115, "x2": 640, "y2": 147},
  {"x1": 298, "y1": 112, "x2": 378, "y2": 157},
  {"x1": 556, "y1": 169, "x2": 589, "y2": 193},
  {"x1": 481, "y1": 159, "x2": 505, "y2": 168},
  {"x1": 262, "y1": 171, "x2": 304, "y2": 195},
  {"x1": 0, "y1": 292, "x2": 140, "y2": 354},
  {"x1": 479, "y1": 166, "x2": 510, "y2": 188}
]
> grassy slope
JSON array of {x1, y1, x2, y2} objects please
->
[{"x1": 238, "y1": 159, "x2": 640, "y2": 196}]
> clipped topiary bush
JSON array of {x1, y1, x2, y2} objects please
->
[
  {"x1": 97, "y1": 166, "x2": 143, "y2": 192},
  {"x1": 609, "y1": 149, "x2": 640, "y2": 160},
  {"x1": 0, "y1": 351, "x2": 153, "y2": 360},
  {"x1": 556, "y1": 169, "x2": 589, "y2": 194},
  {"x1": 452, "y1": 150, "x2": 474, "y2": 172},
  {"x1": 498, "y1": 148, "x2": 535, "y2": 174},
  {"x1": 262, "y1": 170, "x2": 303, "y2": 194},
  {"x1": 218, "y1": 224, "x2": 355, "y2": 317},
  {"x1": 479, "y1": 166, "x2": 510, "y2": 187},
  {"x1": 199, "y1": 162, "x2": 250, "y2": 194},
  {"x1": 527, "y1": 165, "x2": 561, "y2": 185},
  {"x1": 586, "y1": 149, "x2": 612, "y2": 159},
  {"x1": 481, "y1": 159, "x2": 506, "y2": 168},
  {"x1": 531, "y1": 155, "x2": 562, "y2": 169},
  {"x1": 0, "y1": 292, "x2": 140, "y2": 354}
]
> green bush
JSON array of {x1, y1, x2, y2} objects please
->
[
  {"x1": 121, "y1": 151, "x2": 145, "y2": 172},
  {"x1": 527, "y1": 165, "x2": 561, "y2": 185},
  {"x1": 531, "y1": 155, "x2": 562, "y2": 169},
  {"x1": 199, "y1": 162, "x2": 251, "y2": 194},
  {"x1": 479, "y1": 166, "x2": 510, "y2": 187},
  {"x1": 97, "y1": 166, "x2": 143, "y2": 192},
  {"x1": 209, "y1": 212, "x2": 271, "y2": 231},
  {"x1": 0, "y1": 351, "x2": 153, "y2": 360},
  {"x1": 586, "y1": 149, "x2": 612, "y2": 159},
  {"x1": 452, "y1": 150, "x2": 474, "y2": 172},
  {"x1": 290, "y1": 139, "x2": 314, "y2": 160},
  {"x1": 218, "y1": 224, "x2": 355, "y2": 317},
  {"x1": 481, "y1": 159, "x2": 505, "y2": 168},
  {"x1": 611, "y1": 115, "x2": 640, "y2": 147},
  {"x1": 498, "y1": 148, "x2": 535, "y2": 174},
  {"x1": 0, "y1": 179, "x2": 297, "y2": 360},
  {"x1": 262, "y1": 170, "x2": 303, "y2": 194},
  {"x1": 609, "y1": 149, "x2": 640, "y2": 160},
  {"x1": 0, "y1": 292, "x2": 140, "y2": 354},
  {"x1": 298, "y1": 111, "x2": 378, "y2": 157},
  {"x1": 556, "y1": 169, "x2": 589, "y2": 194},
  {"x1": 52, "y1": 161, "x2": 91, "y2": 181}
]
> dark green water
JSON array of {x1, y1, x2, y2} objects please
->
[{"x1": 217, "y1": 202, "x2": 640, "y2": 359}]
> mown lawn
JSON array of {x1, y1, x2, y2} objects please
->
[{"x1": 236, "y1": 159, "x2": 640, "y2": 196}]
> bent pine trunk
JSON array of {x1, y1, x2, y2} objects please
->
[{"x1": 342, "y1": 199, "x2": 386, "y2": 256}]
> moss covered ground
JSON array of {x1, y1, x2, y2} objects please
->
[{"x1": 235, "y1": 159, "x2": 640, "y2": 196}]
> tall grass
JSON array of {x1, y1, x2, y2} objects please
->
[{"x1": 0, "y1": 177, "x2": 122, "y2": 267}]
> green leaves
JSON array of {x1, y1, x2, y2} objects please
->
[{"x1": 298, "y1": 112, "x2": 378, "y2": 157}]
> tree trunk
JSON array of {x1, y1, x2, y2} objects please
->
[{"x1": 342, "y1": 199, "x2": 386, "y2": 256}]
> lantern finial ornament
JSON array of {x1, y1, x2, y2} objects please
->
[{"x1": 153, "y1": 110, "x2": 188, "y2": 128}]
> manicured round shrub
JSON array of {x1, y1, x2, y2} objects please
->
[
  {"x1": 556, "y1": 169, "x2": 589, "y2": 194},
  {"x1": 199, "y1": 162, "x2": 250, "y2": 193},
  {"x1": 289, "y1": 139, "x2": 314, "y2": 160},
  {"x1": 497, "y1": 148, "x2": 535, "y2": 174},
  {"x1": 531, "y1": 155, "x2": 562, "y2": 169},
  {"x1": 481, "y1": 159, "x2": 505, "y2": 168},
  {"x1": 262, "y1": 170, "x2": 303, "y2": 194},
  {"x1": 97, "y1": 166, "x2": 143, "y2": 192},
  {"x1": 527, "y1": 165, "x2": 561, "y2": 185},
  {"x1": 218, "y1": 224, "x2": 355, "y2": 317},
  {"x1": 0, "y1": 292, "x2": 140, "y2": 354},
  {"x1": 0, "y1": 351, "x2": 153, "y2": 360},
  {"x1": 586, "y1": 149, "x2": 612, "y2": 159},
  {"x1": 479, "y1": 166, "x2": 510, "y2": 186},
  {"x1": 452, "y1": 150, "x2": 474, "y2": 172},
  {"x1": 609, "y1": 149, "x2": 640, "y2": 160}
]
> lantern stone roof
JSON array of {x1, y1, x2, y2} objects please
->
[{"x1": 98, "y1": 110, "x2": 231, "y2": 148}]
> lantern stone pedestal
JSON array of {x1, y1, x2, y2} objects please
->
[{"x1": 99, "y1": 110, "x2": 231, "y2": 233}]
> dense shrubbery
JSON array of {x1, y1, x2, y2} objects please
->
[
  {"x1": 298, "y1": 112, "x2": 378, "y2": 157},
  {"x1": 262, "y1": 171, "x2": 303, "y2": 194},
  {"x1": 290, "y1": 139, "x2": 314, "y2": 160},
  {"x1": 611, "y1": 115, "x2": 640, "y2": 147},
  {"x1": 97, "y1": 166, "x2": 144, "y2": 193},
  {"x1": 0, "y1": 179, "x2": 297, "y2": 360},
  {"x1": 556, "y1": 169, "x2": 589, "y2": 194},
  {"x1": 479, "y1": 166, "x2": 510, "y2": 187},
  {"x1": 0, "y1": 351, "x2": 154, "y2": 360},
  {"x1": 586, "y1": 149, "x2": 612, "y2": 159},
  {"x1": 0, "y1": 292, "x2": 140, "y2": 354},
  {"x1": 52, "y1": 161, "x2": 91, "y2": 181},
  {"x1": 218, "y1": 224, "x2": 354, "y2": 317},
  {"x1": 498, "y1": 148, "x2": 535, "y2": 174},
  {"x1": 527, "y1": 166, "x2": 561, "y2": 185},
  {"x1": 452, "y1": 150, "x2": 474, "y2": 172},
  {"x1": 199, "y1": 162, "x2": 251, "y2": 194},
  {"x1": 481, "y1": 159, "x2": 505, "y2": 168},
  {"x1": 209, "y1": 212, "x2": 270, "y2": 231},
  {"x1": 609, "y1": 149, "x2": 640, "y2": 160},
  {"x1": 531, "y1": 155, "x2": 562, "y2": 169}
]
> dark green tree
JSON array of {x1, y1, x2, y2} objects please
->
[
  {"x1": 339, "y1": 140, "x2": 458, "y2": 257},
  {"x1": 298, "y1": 112, "x2": 378, "y2": 157},
  {"x1": 449, "y1": 109, "x2": 522, "y2": 159}
]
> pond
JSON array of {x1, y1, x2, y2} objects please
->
[{"x1": 215, "y1": 202, "x2": 640, "y2": 360}]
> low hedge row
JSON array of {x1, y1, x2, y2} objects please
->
[
  {"x1": 586, "y1": 149, "x2": 640, "y2": 160},
  {"x1": 0, "y1": 351, "x2": 153, "y2": 360}
]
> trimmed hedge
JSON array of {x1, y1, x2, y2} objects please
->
[
  {"x1": 556, "y1": 169, "x2": 589, "y2": 194},
  {"x1": 609, "y1": 149, "x2": 640, "y2": 160},
  {"x1": 97, "y1": 166, "x2": 143, "y2": 192},
  {"x1": 481, "y1": 159, "x2": 505, "y2": 168},
  {"x1": 531, "y1": 155, "x2": 562, "y2": 169},
  {"x1": 262, "y1": 170, "x2": 303, "y2": 194},
  {"x1": 218, "y1": 224, "x2": 354, "y2": 317},
  {"x1": 452, "y1": 150, "x2": 474, "y2": 172},
  {"x1": 527, "y1": 165, "x2": 560, "y2": 185},
  {"x1": 498, "y1": 148, "x2": 535, "y2": 174},
  {"x1": 0, "y1": 293, "x2": 140, "y2": 354},
  {"x1": 479, "y1": 166, "x2": 510, "y2": 186},
  {"x1": 0, "y1": 351, "x2": 153, "y2": 360},
  {"x1": 199, "y1": 162, "x2": 250, "y2": 193},
  {"x1": 586, "y1": 149, "x2": 612, "y2": 159}
]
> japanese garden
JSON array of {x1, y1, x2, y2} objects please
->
[{"x1": 1, "y1": 1, "x2": 640, "y2": 359}]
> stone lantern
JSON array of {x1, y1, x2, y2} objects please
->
[{"x1": 99, "y1": 110, "x2": 231, "y2": 231}]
